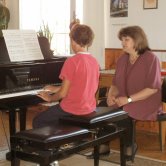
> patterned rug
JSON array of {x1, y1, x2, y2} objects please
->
[
  {"x1": 1, "y1": 149, "x2": 166, "y2": 166},
  {"x1": 80, "y1": 149, "x2": 166, "y2": 166},
  {"x1": 0, "y1": 150, "x2": 118, "y2": 166}
]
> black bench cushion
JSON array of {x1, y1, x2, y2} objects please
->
[
  {"x1": 11, "y1": 125, "x2": 90, "y2": 149},
  {"x1": 60, "y1": 107, "x2": 128, "y2": 128}
]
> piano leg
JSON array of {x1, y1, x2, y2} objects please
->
[
  {"x1": 9, "y1": 109, "x2": 17, "y2": 135},
  {"x1": 6, "y1": 109, "x2": 17, "y2": 161},
  {"x1": 7, "y1": 107, "x2": 27, "y2": 161},
  {"x1": 8, "y1": 107, "x2": 27, "y2": 135},
  {"x1": 19, "y1": 107, "x2": 27, "y2": 131},
  {"x1": 0, "y1": 107, "x2": 20, "y2": 144}
]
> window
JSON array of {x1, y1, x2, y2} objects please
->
[{"x1": 19, "y1": 0, "x2": 83, "y2": 56}]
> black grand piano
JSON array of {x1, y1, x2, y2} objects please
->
[{"x1": 0, "y1": 36, "x2": 66, "y2": 137}]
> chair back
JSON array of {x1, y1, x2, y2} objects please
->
[{"x1": 162, "y1": 77, "x2": 166, "y2": 102}]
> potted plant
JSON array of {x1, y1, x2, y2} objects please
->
[
  {"x1": 0, "y1": 0, "x2": 10, "y2": 37},
  {"x1": 37, "y1": 21, "x2": 53, "y2": 45}
]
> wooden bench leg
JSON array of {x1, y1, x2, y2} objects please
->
[
  {"x1": 131, "y1": 120, "x2": 136, "y2": 162},
  {"x1": 94, "y1": 145, "x2": 100, "y2": 166},
  {"x1": 10, "y1": 147, "x2": 20, "y2": 166},
  {"x1": 120, "y1": 130, "x2": 126, "y2": 166},
  {"x1": 11, "y1": 158, "x2": 20, "y2": 166}
]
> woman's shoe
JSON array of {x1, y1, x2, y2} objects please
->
[
  {"x1": 125, "y1": 143, "x2": 138, "y2": 161},
  {"x1": 86, "y1": 144, "x2": 110, "y2": 159}
]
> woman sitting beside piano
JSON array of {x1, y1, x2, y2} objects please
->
[{"x1": 96, "y1": 25, "x2": 162, "y2": 160}]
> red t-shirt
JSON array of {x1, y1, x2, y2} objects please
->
[
  {"x1": 59, "y1": 53, "x2": 99, "y2": 115},
  {"x1": 113, "y1": 51, "x2": 162, "y2": 120}
]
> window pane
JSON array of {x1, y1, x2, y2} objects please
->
[
  {"x1": 19, "y1": 0, "x2": 70, "y2": 55},
  {"x1": 19, "y1": 0, "x2": 41, "y2": 30},
  {"x1": 20, "y1": 0, "x2": 83, "y2": 56}
]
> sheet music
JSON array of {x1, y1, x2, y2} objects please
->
[{"x1": 2, "y1": 30, "x2": 44, "y2": 62}]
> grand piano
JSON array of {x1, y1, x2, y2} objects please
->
[{"x1": 0, "y1": 36, "x2": 67, "y2": 137}]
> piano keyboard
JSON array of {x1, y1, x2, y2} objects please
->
[
  {"x1": 0, "y1": 83, "x2": 61, "y2": 100},
  {"x1": 0, "y1": 88, "x2": 44, "y2": 99}
]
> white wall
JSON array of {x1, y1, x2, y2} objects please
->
[
  {"x1": 105, "y1": 0, "x2": 166, "y2": 50},
  {"x1": 83, "y1": 0, "x2": 105, "y2": 69},
  {"x1": 6, "y1": 0, "x2": 19, "y2": 29}
]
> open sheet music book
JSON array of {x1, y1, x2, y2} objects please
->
[{"x1": 2, "y1": 30, "x2": 44, "y2": 62}]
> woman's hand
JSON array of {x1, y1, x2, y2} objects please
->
[
  {"x1": 107, "y1": 85, "x2": 119, "y2": 106},
  {"x1": 115, "y1": 96, "x2": 128, "y2": 107},
  {"x1": 107, "y1": 95, "x2": 116, "y2": 106}
]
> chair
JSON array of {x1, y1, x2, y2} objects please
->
[{"x1": 157, "y1": 76, "x2": 166, "y2": 151}]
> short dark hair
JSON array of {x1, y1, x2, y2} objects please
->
[
  {"x1": 118, "y1": 26, "x2": 150, "y2": 54},
  {"x1": 70, "y1": 24, "x2": 94, "y2": 47}
]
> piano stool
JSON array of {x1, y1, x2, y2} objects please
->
[{"x1": 10, "y1": 107, "x2": 128, "y2": 166}]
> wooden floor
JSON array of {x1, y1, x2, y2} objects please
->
[{"x1": 0, "y1": 105, "x2": 166, "y2": 162}]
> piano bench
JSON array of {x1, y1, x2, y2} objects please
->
[
  {"x1": 10, "y1": 107, "x2": 127, "y2": 166},
  {"x1": 60, "y1": 106, "x2": 128, "y2": 165},
  {"x1": 11, "y1": 125, "x2": 91, "y2": 166},
  {"x1": 60, "y1": 107, "x2": 128, "y2": 130}
]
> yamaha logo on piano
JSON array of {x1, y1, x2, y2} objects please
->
[{"x1": 27, "y1": 77, "x2": 40, "y2": 82}]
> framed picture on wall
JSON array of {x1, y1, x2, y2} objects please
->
[
  {"x1": 143, "y1": 0, "x2": 158, "y2": 9},
  {"x1": 110, "y1": 0, "x2": 128, "y2": 17}
]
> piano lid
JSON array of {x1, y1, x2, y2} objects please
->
[{"x1": 0, "y1": 36, "x2": 54, "y2": 64}]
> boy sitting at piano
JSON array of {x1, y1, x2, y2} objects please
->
[{"x1": 33, "y1": 24, "x2": 100, "y2": 128}]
